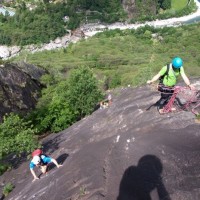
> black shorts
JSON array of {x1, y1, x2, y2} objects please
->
[
  {"x1": 157, "y1": 84, "x2": 175, "y2": 109},
  {"x1": 157, "y1": 84, "x2": 174, "y2": 95}
]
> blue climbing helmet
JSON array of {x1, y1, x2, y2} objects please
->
[{"x1": 172, "y1": 57, "x2": 183, "y2": 68}]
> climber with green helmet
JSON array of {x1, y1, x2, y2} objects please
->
[{"x1": 147, "y1": 57, "x2": 195, "y2": 114}]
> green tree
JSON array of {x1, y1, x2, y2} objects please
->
[
  {"x1": 67, "y1": 15, "x2": 80, "y2": 30},
  {"x1": 68, "y1": 66, "x2": 103, "y2": 119},
  {"x1": 30, "y1": 68, "x2": 102, "y2": 133},
  {"x1": 162, "y1": 0, "x2": 171, "y2": 9},
  {"x1": 0, "y1": 113, "x2": 38, "y2": 159},
  {"x1": 0, "y1": 2, "x2": 67, "y2": 46},
  {"x1": 2, "y1": 183, "x2": 15, "y2": 197},
  {"x1": 159, "y1": 0, "x2": 171, "y2": 10},
  {"x1": 30, "y1": 78, "x2": 75, "y2": 133}
]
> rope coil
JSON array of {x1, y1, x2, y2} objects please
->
[{"x1": 157, "y1": 85, "x2": 200, "y2": 114}]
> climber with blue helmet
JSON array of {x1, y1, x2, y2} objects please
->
[
  {"x1": 30, "y1": 153, "x2": 62, "y2": 182},
  {"x1": 147, "y1": 57, "x2": 195, "y2": 114}
]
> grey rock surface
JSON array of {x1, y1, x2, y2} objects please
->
[
  {"x1": 1, "y1": 83, "x2": 200, "y2": 200},
  {"x1": 0, "y1": 62, "x2": 45, "y2": 121}
]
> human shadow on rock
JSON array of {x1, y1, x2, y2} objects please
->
[
  {"x1": 146, "y1": 100, "x2": 160, "y2": 111},
  {"x1": 146, "y1": 96, "x2": 183, "y2": 112},
  {"x1": 38, "y1": 153, "x2": 68, "y2": 178},
  {"x1": 117, "y1": 155, "x2": 171, "y2": 200},
  {"x1": 47, "y1": 153, "x2": 69, "y2": 172}
]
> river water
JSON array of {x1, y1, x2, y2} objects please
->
[
  {"x1": 185, "y1": 0, "x2": 200, "y2": 24},
  {"x1": 185, "y1": 15, "x2": 200, "y2": 24},
  {"x1": 0, "y1": 7, "x2": 15, "y2": 16},
  {"x1": 0, "y1": 0, "x2": 200, "y2": 59}
]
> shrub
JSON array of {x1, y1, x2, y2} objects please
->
[
  {"x1": 0, "y1": 113, "x2": 38, "y2": 159},
  {"x1": 29, "y1": 80, "x2": 75, "y2": 133},
  {"x1": 0, "y1": 163, "x2": 11, "y2": 175},
  {"x1": 2, "y1": 183, "x2": 15, "y2": 197},
  {"x1": 68, "y1": 66, "x2": 103, "y2": 118},
  {"x1": 161, "y1": 0, "x2": 171, "y2": 10},
  {"x1": 30, "y1": 67, "x2": 103, "y2": 133}
]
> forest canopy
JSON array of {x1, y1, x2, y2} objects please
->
[{"x1": 0, "y1": 0, "x2": 194, "y2": 46}]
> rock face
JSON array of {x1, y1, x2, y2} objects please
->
[
  {"x1": 122, "y1": 0, "x2": 136, "y2": 18},
  {"x1": 1, "y1": 81, "x2": 200, "y2": 200},
  {"x1": 122, "y1": 0, "x2": 157, "y2": 18},
  {"x1": 0, "y1": 62, "x2": 46, "y2": 121}
]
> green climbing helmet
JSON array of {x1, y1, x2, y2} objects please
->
[{"x1": 172, "y1": 57, "x2": 183, "y2": 69}]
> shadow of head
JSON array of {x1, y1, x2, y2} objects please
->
[
  {"x1": 117, "y1": 155, "x2": 170, "y2": 200},
  {"x1": 138, "y1": 154, "x2": 163, "y2": 175}
]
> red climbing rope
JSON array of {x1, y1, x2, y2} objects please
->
[{"x1": 158, "y1": 85, "x2": 200, "y2": 114}]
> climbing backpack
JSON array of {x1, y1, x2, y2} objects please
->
[
  {"x1": 159, "y1": 64, "x2": 180, "y2": 83},
  {"x1": 159, "y1": 64, "x2": 170, "y2": 83},
  {"x1": 32, "y1": 149, "x2": 47, "y2": 165},
  {"x1": 32, "y1": 149, "x2": 43, "y2": 157}
]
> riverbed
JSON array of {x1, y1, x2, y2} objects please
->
[{"x1": 0, "y1": 0, "x2": 200, "y2": 59}]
